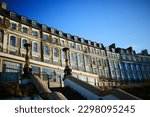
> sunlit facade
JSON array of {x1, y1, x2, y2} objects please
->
[{"x1": 0, "y1": 2, "x2": 150, "y2": 87}]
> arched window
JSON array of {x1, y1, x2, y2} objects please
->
[
  {"x1": 53, "y1": 48, "x2": 59, "y2": 57},
  {"x1": 22, "y1": 39, "x2": 27, "y2": 49},
  {"x1": 61, "y1": 50, "x2": 66, "y2": 59},
  {"x1": 44, "y1": 45, "x2": 49, "y2": 55},
  {"x1": 77, "y1": 54, "x2": 83, "y2": 63},
  {"x1": 10, "y1": 35, "x2": 16, "y2": 47},
  {"x1": 70, "y1": 52, "x2": 76, "y2": 61},
  {"x1": 33, "y1": 42, "x2": 38, "y2": 52},
  {"x1": 84, "y1": 55, "x2": 89, "y2": 64}
]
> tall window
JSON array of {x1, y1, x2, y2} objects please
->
[
  {"x1": 44, "y1": 45, "x2": 49, "y2": 55},
  {"x1": 77, "y1": 54, "x2": 83, "y2": 63},
  {"x1": 83, "y1": 46, "x2": 88, "y2": 53},
  {"x1": 103, "y1": 60, "x2": 107, "y2": 67},
  {"x1": 84, "y1": 55, "x2": 89, "y2": 64},
  {"x1": 76, "y1": 44, "x2": 81, "y2": 50},
  {"x1": 68, "y1": 42, "x2": 74, "y2": 48},
  {"x1": 92, "y1": 58, "x2": 96, "y2": 65},
  {"x1": 43, "y1": 34, "x2": 49, "y2": 41},
  {"x1": 22, "y1": 39, "x2": 27, "y2": 49},
  {"x1": 52, "y1": 37, "x2": 57, "y2": 44},
  {"x1": 60, "y1": 40, "x2": 65, "y2": 46},
  {"x1": 99, "y1": 69, "x2": 103, "y2": 76},
  {"x1": 53, "y1": 48, "x2": 59, "y2": 57},
  {"x1": 90, "y1": 47, "x2": 95, "y2": 54},
  {"x1": 11, "y1": 23, "x2": 17, "y2": 30},
  {"x1": 96, "y1": 49, "x2": 100, "y2": 54},
  {"x1": 10, "y1": 36, "x2": 16, "y2": 47},
  {"x1": 70, "y1": 52, "x2": 76, "y2": 61},
  {"x1": 33, "y1": 42, "x2": 38, "y2": 52},
  {"x1": 61, "y1": 50, "x2": 66, "y2": 59},
  {"x1": 22, "y1": 27, "x2": 28, "y2": 33},
  {"x1": 98, "y1": 58, "x2": 102, "y2": 66}
]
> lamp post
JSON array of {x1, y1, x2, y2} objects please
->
[
  {"x1": 62, "y1": 47, "x2": 72, "y2": 77},
  {"x1": 23, "y1": 43, "x2": 32, "y2": 74},
  {"x1": 21, "y1": 43, "x2": 32, "y2": 85}
]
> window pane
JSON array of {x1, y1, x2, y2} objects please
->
[
  {"x1": 78, "y1": 54, "x2": 83, "y2": 63},
  {"x1": 22, "y1": 39, "x2": 27, "y2": 48},
  {"x1": 69, "y1": 42, "x2": 74, "y2": 48},
  {"x1": 23, "y1": 27, "x2": 28, "y2": 33},
  {"x1": 60, "y1": 40, "x2": 65, "y2": 46},
  {"x1": 76, "y1": 44, "x2": 81, "y2": 50},
  {"x1": 52, "y1": 37, "x2": 57, "y2": 44},
  {"x1": 84, "y1": 55, "x2": 89, "y2": 64},
  {"x1": 21, "y1": 16, "x2": 27, "y2": 23},
  {"x1": 61, "y1": 50, "x2": 66, "y2": 59},
  {"x1": 43, "y1": 34, "x2": 49, "y2": 41},
  {"x1": 33, "y1": 43, "x2": 38, "y2": 52},
  {"x1": 70, "y1": 52, "x2": 76, "y2": 61},
  {"x1": 10, "y1": 36, "x2": 16, "y2": 47},
  {"x1": 11, "y1": 23, "x2": 17, "y2": 30},
  {"x1": 92, "y1": 58, "x2": 96, "y2": 65},
  {"x1": 32, "y1": 31, "x2": 38, "y2": 37},
  {"x1": 44, "y1": 45, "x2": 49, "y2": 55},
  {"x1": 10, "y1": 12, "x2": 16, "y2": 19},
  {"x1": 53, "y1": 48, "x2": 59, "y2": 57}
]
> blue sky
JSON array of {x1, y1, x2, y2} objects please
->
[{"x1": 1, "y1": 0, "x2": 150, "y2": 53}]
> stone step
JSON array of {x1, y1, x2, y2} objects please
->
[{"x1": 50, "y1": 87, "x2": 86, "y2": 100}]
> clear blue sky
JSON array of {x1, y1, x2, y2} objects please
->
[{"x1": 1, "y1": 0, "x2": 150, "y2": 53}]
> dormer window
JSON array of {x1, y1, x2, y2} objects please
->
[
  {"x1": 21, "y1": 16, "x2": 27, "y2": 23},
  {"x1": 74, "y1": 36, "x2": 78, "y2": 42},
  {"x1": 59, "y1": 31, "x2": 63, "y2": 37},
  {"x1": 51, "y1": 28, "x2": 55, "y2": 33},
  {"x1": 81, "y1": 38, "x2": 84, "y2": 43},
  {"x1": 67, "y1": 34, "x2": 71, "y2": 39},
  {"x1": 94, "y1": 42, "x2": 97, "y2": 47},
  {"x1": 32, "y1": 20, "x2": 37, "y2": 27},
  {"x1": 10, "y1": 12, "x2": 16, "y2": 19},
  {"x1": 88, "y1": 40, "x2": 91, "y2": 45},
  {"x1": 42, "y1": 24, "x2": 47, "y2": 30}
]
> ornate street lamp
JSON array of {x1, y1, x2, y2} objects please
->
[
  {"x1": 23, "y1": 43, "x2": 32, "y2": 74},
  {"x1": 21, "y1": 43, "x2": 32, "y2": 84},
  {"x1": 62, "y1": 47, "x2": 72, "y2": 77}
]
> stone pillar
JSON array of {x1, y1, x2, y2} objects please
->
[{"x1": 62, "y1": 47, "x2": 72, "y2": 77}]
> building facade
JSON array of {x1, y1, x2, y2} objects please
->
[{"x1": 0, "y1": 2, "x2": 150, "y2": 86}]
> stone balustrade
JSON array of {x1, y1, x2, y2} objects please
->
[{"x1": 64, "y1": 75, "x2": 141, "y2": 100}]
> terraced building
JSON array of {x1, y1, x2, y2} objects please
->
[{"x1": 0, "y1": 2, "x2": 150, "y2": 87}]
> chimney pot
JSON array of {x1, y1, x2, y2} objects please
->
[{"x1": 0, "y1": 2, "x2": 7, "y2": 9}]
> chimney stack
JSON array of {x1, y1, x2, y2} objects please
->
[{"x1": 0, "y1": 2, "x2": 7, "y2": 9}]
